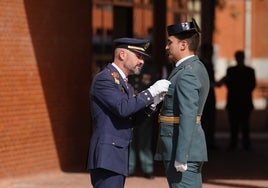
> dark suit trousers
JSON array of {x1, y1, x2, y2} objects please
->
[
  {"x1": 227, "y1": 108, "x2": 251, "y2": 149},
  {"x1": 163, "y1": 161, "x2": 203, "y2": 188},
  {"x1": 90, "y1": 168, "x2": 125, "y2": 188}
]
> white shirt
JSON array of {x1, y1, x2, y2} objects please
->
[{"x1": 112, "y1": 63, "x2": 127, "y2": 81}]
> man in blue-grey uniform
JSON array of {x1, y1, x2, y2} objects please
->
[
  {"x1": 87, "y1": 37, "x2": 171, "y2": 188},
  {"x1": 155, "y1": 19, "x2": 210, "y2": 188}
]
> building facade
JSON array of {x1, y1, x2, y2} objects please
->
[{"x1": 213, "y1": 0, "x2": 268, "y2": 109}]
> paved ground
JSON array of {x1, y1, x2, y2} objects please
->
[
  {"x1": 1, "y1": 132, "x2": 268, "y2": 188},
  {"x1": 1, "y1": 109, "x2": 268, "y2": 188}
]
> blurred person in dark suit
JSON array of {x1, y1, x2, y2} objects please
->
[{"x1": 216, "y1": 50, "x2": 256, "y2": 151}]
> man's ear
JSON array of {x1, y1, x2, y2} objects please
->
[
  {"x1": 180, "y1": 41, "x2": 188, "y2": 50},
  {"x1": 118, "y1": 49, "x2": 126, "y2": 60}
]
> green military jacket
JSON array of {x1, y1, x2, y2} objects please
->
[{"x1": 155, "y1": 55, "x2": 209, "y2": 164}]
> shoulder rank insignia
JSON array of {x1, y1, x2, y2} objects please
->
[{"x1": 111, "y1": 72, "x2": 120, "y2": 85}]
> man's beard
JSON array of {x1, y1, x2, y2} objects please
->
[{"x1": 133, "y1": 65, "x2": 143, "y2": 75}]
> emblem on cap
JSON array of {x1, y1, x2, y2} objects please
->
[
  {"x1": 181, "y1": 22, "x2": 190, "y2": 30},
  {"x1": 144, "y1": 42, "x2": 150, "y2": 50},
  {"x1": 167, "y1": 18, "x2": 201, "y2": 36}
]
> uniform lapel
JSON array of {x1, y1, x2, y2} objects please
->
[
  {"x1": 106, "y1": 64, "x2": 128, "y2": 93},
  {"x1": 168, "y1": 56, "x2": 198, "y2": 80},
  {"x1": 168, "y1": 66, "x2": 181, "y2": 80}
]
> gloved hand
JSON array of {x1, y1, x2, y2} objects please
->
[
  {"x1": 151, "y1": 92, "x2": 167, "y2": 108},
  {"x1": 174, "y1": 161, "x2": 187, "y2": 172},
  {"x1": 148, "y1": 79, "x2": 171, "y2": 97}
]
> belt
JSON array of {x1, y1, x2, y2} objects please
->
[{"x1": 158, "y1": 115, "x2": 201, "y2": 124}]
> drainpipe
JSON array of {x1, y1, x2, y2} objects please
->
[{"x1": 245, "y1": 0, "x2": 252, "y2": 65}]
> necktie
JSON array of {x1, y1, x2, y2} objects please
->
[{"x1": 123, "y1": 78, "x2": 129, "y2": 88}]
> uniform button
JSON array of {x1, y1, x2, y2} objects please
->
[
  {"x1": 129, "y1": 117, "x2": 132, "y2": 120},
  {"x1": 147, "y1": 97, "x2": 151, "y2": 101},
  {"x1": 112, "y1": 142, "x2": 115, "y2": 145},
  {"x1": 144, "y1": 92, "x2": 148, "y2": 95}
]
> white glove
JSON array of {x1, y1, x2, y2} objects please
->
[
  {"x1": 148, "y1": 79, "x2": 171, "y2": 97},
  {"x1": 174, "y1": 161, "x2": 187, "y2": 172},
  {"x1": 151, "y1": 92, "x2": 167, "y2": 108}
]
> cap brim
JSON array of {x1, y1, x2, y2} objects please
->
[
  {"x1": 129, "y1": 49, "x2": 151, "y2": 58},
  {"x1": 168, "y1": 28, "x2": 197, "y2": 36}
]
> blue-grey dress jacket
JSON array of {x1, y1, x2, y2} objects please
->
[
  {"x1": 87, "y1": 63, "x2": 154, "y2": 176},
  {"x1": 155, "y1": 55, "x2": 210, "y2": 164}
]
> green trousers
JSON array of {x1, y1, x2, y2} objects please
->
[{"x1": 163, "y1": 161, "x2": 204, "y2": 188}]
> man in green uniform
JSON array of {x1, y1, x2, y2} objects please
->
[{"x1": 155, "y1": 19, "x2": 210, "y2": 188}]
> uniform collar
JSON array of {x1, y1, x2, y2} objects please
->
[
  {"x1": 111, "y1": 63, "x2": 127, "y2": 80},
  {"x1": 175, "y1": 55, "x2": 195, "y2": 67}
]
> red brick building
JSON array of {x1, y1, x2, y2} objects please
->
[
  {"x1": 213, "y1": 0, "x2": 268, "y2": 109},
  {"x1": 0, "y1": 0, "x2": 92, "y2": 178}
]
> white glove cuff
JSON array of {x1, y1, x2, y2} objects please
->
[
  {"x1": 174, "y1": 161, "x2": 187, "y2": 172},
  {"x1": 148, "y1": 88, "x2": 156, "y2": 97}
]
